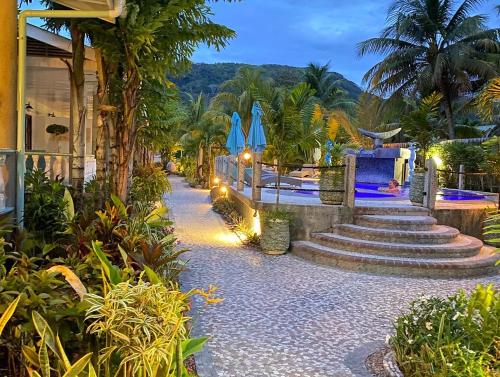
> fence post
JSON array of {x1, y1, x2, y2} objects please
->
[
  {"x1": 458, "y1": 164, "x2": 465, "y2": 190},
  {"x1": 423, "y1": 158, "x2": 438, "y2": 210},
  {"x1": 343, "y1": 154, "x2": 356, "y2": 208},
  {"x1": 228, "y1": 156, "x2": 234, "y2": 186},
  {"x1": 252, "y1": 152, "x2": 262, "y2": 201},
  {"x1": 237, "y1": 154, "x2": 245, "y2": 191}
]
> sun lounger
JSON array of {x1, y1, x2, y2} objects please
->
[
  {"x1": 289, "y1": 163, "x2": 317, "y2": 178},
  {"x1": 244, "y1": 168, "x2": 303, "y2": 187}
]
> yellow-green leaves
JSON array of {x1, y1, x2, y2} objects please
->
[
  {"x1": 0, "y1": 295, "x2": 21, "y2": 336},
  {"x1": 47, "y1": 265, "x2": 87, "y2": 301}
]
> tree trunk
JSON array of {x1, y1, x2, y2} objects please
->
[
  {"x1": 67, "y1": 21, "x2": 86, "y2": 204},
  {"x1": 443, "y1": 95, "x2": 455, "y2": 139}
]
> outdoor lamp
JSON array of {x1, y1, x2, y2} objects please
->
[
  {"x1": 220, "y1": 186, "x2": 228, "y2": 195},
  {"x1": 25, "y1": 102, "x2": 33, "y2": 111},
  {"x1": 213, "y1": 177, "x2": 220, "y2": 186},
  {"x1": 243, "y1": 152, "x2": 252, "y2": 161}
]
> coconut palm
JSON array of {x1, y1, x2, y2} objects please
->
[
  {"x1": 210, "y1": 67, "x2": 272, "y2": 135},
  {"x1": 358, "y1": 0, "x2": 500, "y2": 139},
  {"x1": 304, "y1": 62, "x2": 357, "y2": 113},
  {"x1": 475, "y1": 77, "x2": 500, "y2": 122}
]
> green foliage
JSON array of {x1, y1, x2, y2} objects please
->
[
  {"x1": 260, "y1": 209, "x2": 291, "y2": 222},
  {"x1": 483, "y1": 209, "x2": 500, "y2": 249},
  {"x1": 402, "y1": 92, "x2": 445, "y2": 157},
  {"x1": 131, "y1": 165, "x2": 172, "y2": 206},
  {"x1": 391, "y1": 284, "x2": 500, "y2": 377},
  {"x1": 212, "y1": 197, "x2": 260, "y2": 246},
  {"x1": 24, "y1": 170, "x2": 70, "y2": 240},
  {"x1": 359, "y1": 0, "x2": 499, "y2": 137},
  {"x1": 173, "y1": 63, "x2": 361, "y2": 103},
  {"x1": 85, "y1": 280, "x2": 198, "y2": 377}
]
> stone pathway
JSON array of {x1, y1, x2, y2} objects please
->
[{"x1": 167, "y1": 176, "x2": 499, "y2": 377}]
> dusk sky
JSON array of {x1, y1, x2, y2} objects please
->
[{"x1": 23, "y1": 0, "x2": 499, "y2": 86}]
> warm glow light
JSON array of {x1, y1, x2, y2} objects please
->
[
  {"x1": 252, "y1": 211, "x2": 261, "y2": 236},
  {"x1": 216, "y1": 232, "x2": 242, "y2": 244},
  {"x1": 432, "y1": 156, "x2": 443, "y2": 167},
  {"x1": 243, "y1": 152, "x2": 252, "y2": 161},
  {"x1": 220, "y1": 186, "x2": 228, "y2": 194},
  {"x1": 213, "y1": 177, "x2": 220, "y2": 185}
]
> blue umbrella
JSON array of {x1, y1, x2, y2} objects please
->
[
  {"x1": 247, "y1": 102, "x2": 266, "y2": 152},
  {"x1": 226, "y1": 112, "x2": 245, "y2": 156}
]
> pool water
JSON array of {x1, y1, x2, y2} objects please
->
[{"x1": 268, "y1": 182, "x2": 488, "y2": 201}]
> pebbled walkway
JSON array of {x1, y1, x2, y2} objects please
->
[{"x1": 167, "y1": 176, "x2": 498, "y2": 377}]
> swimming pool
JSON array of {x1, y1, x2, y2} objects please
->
[{"x1": 266, "y1": 182, "x2": 490, "y2": 201}]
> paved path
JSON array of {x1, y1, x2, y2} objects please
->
[{"x1": 167, "y1": 176, "x2": 498, "y2": 377}]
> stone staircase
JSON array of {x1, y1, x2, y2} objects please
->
[{"x1": 291, "y1": 206, "x2": 499, "y2": 278}]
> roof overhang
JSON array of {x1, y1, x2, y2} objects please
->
[
  {"x1": 27, "y1": 24, "x2": 95, "y2": 61},
  {"x1": 50, "y1": 0, "x2": 124, "y2": 23}
]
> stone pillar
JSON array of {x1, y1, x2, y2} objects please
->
[
  {"x1": 458, "y1": 164, "x2": 465, "y2": 190},
  {"x1": 237, "y1": 154, "x2": 245, "y2": 191},
  {"x1": 343, "y1": 154, "x2": 356, "y2": 208},
  {"x1": 423, "y1": 158, "x2": 438, "y2": 210},
  {"x1": 0, "y1": 1, "x2": 17, "y2": 213},
  {"x1": 252, "y1": 152, "x2": 262, "y2": 201}
]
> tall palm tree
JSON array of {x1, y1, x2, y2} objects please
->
[
  {"x1": 210, "y1": 67, "x2": 271, "y2": 135},
  {"x1": 475, "y1": 77, "x2": 500, "y2": 122},
  {"x1": 358, "y1": 0, "x2": 499, "y2": 138},
  {"x1": 304, "y1": 62, "x2": 356, "y2": 113}
]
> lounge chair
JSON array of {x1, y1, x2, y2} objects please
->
[
  {"x1": 244, "y1": 168, "x2": 303, "y2": 188},
  {"x1": 289, "y1": 163, "x2": 317, "y2": 178}
]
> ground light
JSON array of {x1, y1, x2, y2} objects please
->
[
  {"x1": 213, "y1": 177, "x2": 220, "y2": 186},
  {"x1": 243, "y1": 152, "x2": 252, "y2": 161},
  {"x1": 220, "y1": 186, "x2": 228, "y2": 197},
  {"x1": 432, "y1": 155, "x2": 443, "y2": 167},
  {"x1": 252, "y1": 210, "x2": 261, "y2": 236}
]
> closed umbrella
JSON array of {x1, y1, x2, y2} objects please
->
[
  {"x1": 225, "y1": 112, "x2": 245, "y2": 156},
  {"x1": 247, "y1": 102, "x2": 266, "y2": 152}
]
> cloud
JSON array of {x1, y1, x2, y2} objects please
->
[{"x1": 193, "y1": 0, "x2": 498, "y2": 85}]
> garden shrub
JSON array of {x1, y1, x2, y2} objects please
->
[
  {"x1": 24, "y1": 169, "x2": 70, "y2": 240},
  {"x1": 391, "y1": 284, "x2": 499, "y2": 377},
  {"x1": 131, "y1": 164, "x2": 172, "y2": 206}
]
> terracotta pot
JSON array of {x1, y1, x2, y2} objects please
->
[
  {"x1": 409, "y1": 172, "x2": 425, "y2": 205},
  {"x1": 260, "y1": 218, "x2": 290, "y2": 255},
  {"x1": 319, "y1": 169, "x2": 344, "y2": 205}
]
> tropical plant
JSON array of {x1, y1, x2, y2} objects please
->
[
  {"x1": 211, "y1": 67, "x2": 272, "y2": 135},
  {"x1": 391, "y1": 284, "x2": 500, "y2": 376},
  {"x1": 131, "y1": 165, "x2": 172, "y2": 207},
  {"x1": 475, "y1": 77, "x2": 500, "y2": 122},
  {"x1": 85, "y1": 280, "x2": 206, "y2": 377},
  {"x1": 304, "y1": 62, "x2": 357, "y2": 113},
  {"x1": 24, "y1": 170, "x2": 72, "y2": 241},
  {"x1": 401, "y1": 92, "x2": 446, "y2": 159},
  {"x1": 359, "y1": 0, "x2": 500, "y2": 138}
]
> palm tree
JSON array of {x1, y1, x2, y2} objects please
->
[
  {"x1": 304, "y1": 62, "x2": 356, "y2": 113},
  {"x1": 180, "y1": 93, "x2": 228, "y2": 186},
  {"x1": 210, "y1": 67, "x2": 272, "y2": 135},
  {"x1": 475, "y1": 77, "x2": 500, "y2": 122},
  {"x1": 358, "y1": 0, "x2": 499, "y2": 139}
]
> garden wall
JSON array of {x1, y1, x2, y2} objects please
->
[
  {"x1": 228, "y1": 187, "x2": 353, "y2": 240},
  {"x1": 432, "y1": 207, "x2": 492, "y2": 240}
]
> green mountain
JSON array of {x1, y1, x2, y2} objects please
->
[{"x1": 172, "y1": 63, "x2": 362, "y2": 100}]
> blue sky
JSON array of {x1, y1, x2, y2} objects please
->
[{"x1": 23, "y1": 0, "x2": 499, "y2": 86}]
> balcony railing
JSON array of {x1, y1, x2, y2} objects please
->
[{"x1": 26, "y1": 151, "x2": 72, "y2": 184}]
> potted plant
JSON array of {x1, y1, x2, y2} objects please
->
[
  {"x1": 409, "y1": 166, "x2": 426, "y2": 205},
  {"x1": 260, "y1": 208, "x2": 290, "y2": 255},
  {"x1": 319, "y1": 142, "x2": 345, "y2": 205}
]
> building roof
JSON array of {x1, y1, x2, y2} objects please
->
[
  {"x1": 27, "y1": 24, "x2": 95, "y2": 61},
  {"x1": 52, "y1": 0, "x2": 116, "y2": 12}
]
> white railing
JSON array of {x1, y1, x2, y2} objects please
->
[{"x1": 26, "y1": 151, "x2": 71, "y2": 184}]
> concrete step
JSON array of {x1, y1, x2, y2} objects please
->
[
  {"x1": 291, "y1": 241, "x2": 500, "y2": 278},
  {"x1": 310, "y1": 233, "x2": 482, "y2": 258},
  {"x1": 355, "y1": 215, "x2": 437, "y2": 231},
  {"x1": 354, "y1": 205, "x2": 430, "y2": 216},
  {"x1": 334, "y1": 224, "x2": 460, "y2": 245}
]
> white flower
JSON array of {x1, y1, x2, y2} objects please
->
[
  {"x1": 452, "y1": 312, "x2": 460, "y2": 321},
  {"x1": 385, "y1": 334, "x2": 391, "y2": 344},
  {"x1": 425, "y1": 322, "x2": 433, "y2": 330}
]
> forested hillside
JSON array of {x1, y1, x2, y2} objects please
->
[{"x1": 172, "y1": 63, "x2": 362, "y2": 100}]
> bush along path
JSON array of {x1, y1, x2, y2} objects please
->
[{"x1": 168, "y1": 176, "x2": 499, "y2": 377}]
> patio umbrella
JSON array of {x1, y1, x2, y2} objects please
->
[
  {"x1": 247, "y1": 102, "x2": 266, "y2": 152},
  {"x1": 226, "y1": 112, "x2": 245, "y2": 156}
]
